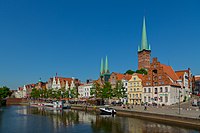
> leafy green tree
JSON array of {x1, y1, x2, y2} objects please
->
[
  {"x1": 136, "y1": 68, "x2": 148, "y2": 75},
  {"x1": 113, "y1": 81, "x2": 126, "y2": 99},
  {"x1": 102, "y1": 82, "x2": 112, "y2": 99},
  {"x1": 90, "y1": 87, "x2": 96, "y2": 98},
  {"x1": 30, "y1": 88, "x2": 40, "y2": 99},
  {"x1": 125, "y1": 70, "x2": 135, "y2": 75},
  {"x1": 0, "y1": 86, "x2": 11, "y2": 98},
  {"x1": 71, "y1": 88, "x2": 79, "y2": 98}
]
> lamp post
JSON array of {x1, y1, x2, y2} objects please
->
[
  {"x1": 178, "y1": 89, "x2": 181, "y2": 115},
  {"x1": 188, "y1": 92, "x2": 191, "y2": 110}
]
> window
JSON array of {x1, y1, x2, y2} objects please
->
[
  {"x1": 154, "y1": 97, "x2": 157, "y2": 101},
  {"x1": 160, "y1": 96, "x2": 163, "y2": 102},
  {"x1": 144, "y1": 88, "x2": 146, "y2": 93},
  {"x1": 136, "y1": 94, "x2": 138, "y2": 98},
  {"x1": 144, "y1": 96, "x2": 146, "y2": 102},
  {"x1": 159, "y1": 76, "x2": 162, "y2": 79},
  {"x1": 137, "y1": 88, "x2": 139, "y2": 90},
  {"x1": 165, "y1": 96, "x2": 168, "y2": 103},
  {"x1": 132, "y1": 94, "x2": 134, "y2": 98},
  {"x1": 140, "y1": 94, "x2": 142, "y2": 98},
  {"x1": 129, "y1": 94, "x2": 131, "y2": 98},
  {"x1": 155, "y1": 88, "x2": 158, "y2": 94},
  {"x1": 148, "y1": 77, "x2": 150, "y2": 80},
  {"x1": 134, "y1": 88, "x2": 136, "y2": 92},
  {"x1": 134, "y1": 77, "x2": 136, "y2": 80},
  {"x1": 148, "y1": 97, "x2": 151, "y2": 102},
  {"x1": 148, "y1": 88, "x2": 151, "y2": 93},
  {"x1": 165, "y1": 87, "x2": 168, "y2": 92},
  {"x1": 160, "y1": 87, "x2": 163, "y2": 92},
  {"x1": 130, "y1": 88, "x2": 132, "y2": 92}
]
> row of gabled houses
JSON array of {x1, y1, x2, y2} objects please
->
[
  {"x1": 15, "y1": 16, "x2": 199, "y2": 106},
  {"x1": 15, "y1": 77, "x2": 80, "y2": 98},
  {"x1": 127, "y1": 58, "x2": 192, "y2": 105}
]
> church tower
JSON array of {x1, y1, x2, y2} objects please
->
[
  {"x1": 100, "y1": 56, "x2": 110, "y2": 82},
  {"x1": 138, "y1": 17, "x2": 151, "y2": 70}
]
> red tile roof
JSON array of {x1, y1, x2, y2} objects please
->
[
  {"x1": 161, "y1": 64, "x2": 179, "y2": 81},
  {"x1": 113, "y1": 72, "x2": 132, "y2": 81},
  {"x1": 194, "y1": 76, "x2": 200, "y2": 81},
  {"x1": 137, "y1": 73, "x2": 144, "y2": 80},
  {"x1": 161, "y1": 64, "x2": 180, "y2": 86},
  {"x1": 175, "y1": 71, "x2": 185, "y2": 79}
]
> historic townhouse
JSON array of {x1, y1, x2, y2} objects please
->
[
  {"x1": 175, "y1": 70, "x2": 191, "y2": 101},
  {"x1": 128, "y1": 73, "x2": 144, "y2": 105},
  {"x1": 78, "y1": 80, "x2": 94, "y2": 98},
  {"x1": 109, "y1": 72, "x2": 132, "y2": 103},
  {"x1": 47, "y1": 76, "x2": 75, "y2": 90},
  {"x1": 142, "y1": 58, "x2": 181, "y2": 105},
  {"x1": 193, "y1": 75, "x2": 200, "y2": 94}
]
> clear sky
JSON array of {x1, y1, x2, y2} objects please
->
[{"x1": 0, "y1": 0, "x2": 200, "y2": 89}]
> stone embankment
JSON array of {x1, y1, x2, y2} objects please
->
[
  {"x1": 71, "y1": 104, "x2": 200, "y2": 130},
  {"x1": 6, "y1": 98, "x2": 29, "y2": 105}
]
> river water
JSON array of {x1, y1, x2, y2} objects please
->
[{"x1": 0, "y1": 106, "x2": 199, "y2": 133}]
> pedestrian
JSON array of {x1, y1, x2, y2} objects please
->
[{"x1": 144, "y1": 103, "x2": 147, "y2": 111}]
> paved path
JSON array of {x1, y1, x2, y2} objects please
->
[{"x1": 113, "y1": 105, "x2": 200, "y2": 119}]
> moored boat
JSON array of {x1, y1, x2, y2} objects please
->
[
  {"x1": 99, "y1": 105, "x2": 116, "y2": 115},
  {"x1": 30, "y1": 100, "x2": 71, "y2": 110}
]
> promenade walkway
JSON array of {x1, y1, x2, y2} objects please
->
[{"x1": 113, "y1": 105, "x2": 200, "y2": 119}]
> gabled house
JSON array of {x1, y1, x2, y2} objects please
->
[
  {"x1": 142, "y1": 58, "x2": 181, "y2": 105},
  {"x1": 128, "y1": 73, "x2": 144, "y2": 105}
]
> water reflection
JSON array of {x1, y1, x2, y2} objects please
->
[{"x1": 1, "y1": 106, "x2": 199, "y2": 133}]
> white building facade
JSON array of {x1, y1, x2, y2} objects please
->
[
  {"x1": 142, "y1": 85, "x2": 181, "y2": 105},
  {"x1": 78, "y1": 82, "x2": 93, "y2": 98}
]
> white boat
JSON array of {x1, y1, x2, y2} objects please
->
[
  {"x1": 99, "y1": 105, "x2": 116, "y2": 115},
  {"x1": 30, "y1": 100, "x2": 71, "y2": 110}
]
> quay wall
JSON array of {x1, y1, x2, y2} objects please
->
[
  {"x1": 71, "y1": 105, "x2": 200, "y2": 130},
  {"x1": 116, "y1": 109, "x2": 200, "y2": 130},
  {"x1": 6, "y1": 98, "x2": 29, "y2": 105}
]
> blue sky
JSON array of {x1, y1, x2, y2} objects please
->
[{"x1": 0, "y1": 0, "x2": 200, "y2": 89}]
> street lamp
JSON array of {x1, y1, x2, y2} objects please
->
[
  {"x1": 178, "y1": 89, "x2": 181, "y2": 115},
  {"x1": 188, "y1": 92, "x2": 192, "y2": 110}
]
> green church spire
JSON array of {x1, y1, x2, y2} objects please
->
[
  {"x1": 139, "y1": 16, "x2": 150, "y2": 52},
  {"x1": 100, "y1": 58, "x2": 104, "y2": 74},
  {"x1": 105, "y1": 56, "x2": 109, "y2": 74}
]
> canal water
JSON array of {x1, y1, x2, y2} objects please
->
[{"x1": 0, "y1": 106, "x2": 199, "y2": 133}]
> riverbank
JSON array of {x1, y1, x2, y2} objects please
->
[
  {"x1": 6, "y1": 100, "x2": 200, "y2": 129},
  {"x1": 6, "y1": 98, "x2": 29, "y2": 105},
  {"x1": 71, "y1": 104, "x2": 200, "y2": 130}
]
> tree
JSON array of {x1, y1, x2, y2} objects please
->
[
  {"x1": 102, "y1": 82, "x2": 112, "y2": 99},
  {"x1": 125, "y1": 70, "x2": 135, "y2": 75},
  {"x1": 71, "y1": 88, "x2": 79, "y2": 98},
  {"x1": 113, "y1": 81, "x2": 126, "y2": 99},
  {"x1": 136, "y1": 68, "x2": 148, "y2": 75},
  {"x1": 0, "y1": 86, "x2": 11, "y2": 98},
  {"x1": 30, "y1": 88, "x2": 40, "y2": 99}
]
